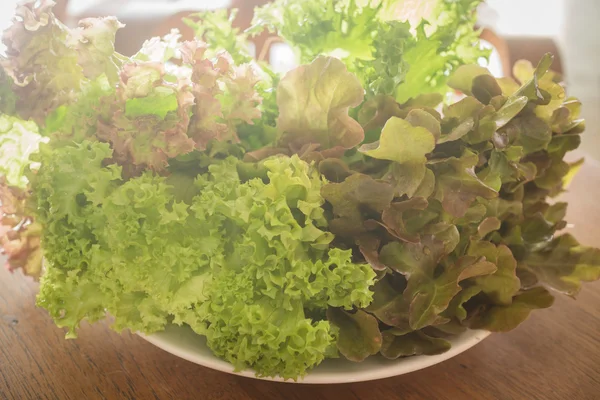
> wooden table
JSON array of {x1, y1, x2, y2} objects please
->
[{"x1": 1, "y1": 155, "x2": 599, "y2": 400}]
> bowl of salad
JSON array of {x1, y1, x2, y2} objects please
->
[{"x1": 1, "y1": 0, "x2": 598, "y2": 383}]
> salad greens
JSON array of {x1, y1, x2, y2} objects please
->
[{"x1": 1, "y1": 0, "x2": 599, "y2": 380}]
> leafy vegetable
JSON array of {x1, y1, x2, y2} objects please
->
[
  {"x1": 469, "y1": 287, "x2": 555, "y2": 332},
  {"x1": 327, "y1": 308, "x2": 382, "y2": 362},
  {"x1": 1, "y1": 0, "x2": 598, "y2": 381},
  {"x1": 277, "y1": 56, "x2": 365, "y2": 150},
  {"x1": 359, "y1": 117, "x2": 435, "y2": 164},
  {"x1": 321, "y1": 173, "x2": 395, "y2": 237},
  {"x1": 468, "y1": 241, "x2": 521, "y2": 305},
  {"x1": 250, "y1": 0, "x2": 487, "y2": 99},
  {"x1": 518, "y1": 234, "x2": 600, "y2": 297},
  {"x1": 0, "y1": 114, "x2": 46, "y2": 275},
  {"x1": 184, "y1": 9, "x2": 253, "y2": 64},
  {"x1": 381, "y1": 329, "x2": 451, "y2": 359},
  {"x1": 34, "y1": 144, "x2": 375, "y2": 378},
  {"x1": 0, "y1": 114, "x2": 46, "y2": 188},
  {"x1": 0, "y1": 178, "x2": 42, "y2": 276},
  {"x1": 381, "y1": 240, "x2": 497, "y2": 330}
]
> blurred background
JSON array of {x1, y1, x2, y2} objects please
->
[{"x1": 1, "y1": 0, "x2": 598, "y2": 158}]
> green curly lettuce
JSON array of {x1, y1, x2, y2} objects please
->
[
  {"x1": 184, "y1": 156, "x2": 376, "y2": 378},
  {"x1": 34, "y1": 140, "x2": 374, "y2": 378},
  {"x1": 250, "y1": 0, "x2": 486, "y2": 99}
]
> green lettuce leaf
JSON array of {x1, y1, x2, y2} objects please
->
[
  {"x1": 380, "y1": 329, "x2": 451, "y2": 359},
  {"x1": 469, "y1": 287, "x2": 554, "y2": 332},
  {"x1": 250, "y1": 0, "x2": 383, "y2": 64},
  {"x1": 430, "y1": 149, "x2": 498, "y2": 217},
  {"x1": 0, "y1": 67, "x2": 16, "y2": 114},
  {"x1": 518, "y1": 234, "x2": 600, "y2": 297},
  {"x1": 321, "y1": 173, "x2": 395, "y2": 237},
  {"x1": 380, "y1": 237, "x2": 497, "y2": 330},
  {"x1": 327, "y1": 308, "x2": 382, "y2": 362},
  {"x1": 276, "y1": 56, "x2": 365, "y2": 151},
  {"x1": 467, "y1": 240, "x2": 521, "y2": 305},
  {"x1": 359, "y1": 116, "x2": 435, "y2": 164}
]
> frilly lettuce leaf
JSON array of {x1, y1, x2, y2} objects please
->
[
  {"x1": 178, "y1": 156, "x2": 376, "y2": 377},
  {"x1": 44, "y1": 75, "x2": 114, "y2": 143},
  {"x1": 70, "y1": 17, "x2": 125, "y2": 84},
  {"x1": 1, "y1": 0, "x2": 84, "y2": 124},
  {"x1": 218, "y1": 62, "x2": 263, "y2": 127},
  {"x1": 0, "y1": 114, "x2": 46, "y2": 188},
  {"x1": 469, "y1": 287, "x2": 554, "y2": 332},
  {"x1": 0, "y1": 178, "x2": 42, "y2": 277},
  {"x1": 467, "y1": 240, "x2": 521, "y2": 305},
  {"x1": 0, "y1": 113, "x2": 46, "y2": 277},
  {"x1": 133, "y1": 29, "x2": 183, "y2": 63},
  {"x1": 321, "y1": 173, "x2": 395, "y2": 237},
  {"x1": 97, "y1": 62, "x2": 195, "y2": 172},
  {"x1": 327, "y1": 308, "x2": 382, "y2": 362},
  {"x1": 380, "y1": 238, "x2": 497, "y2": 330},
  {"x1": 518, "y1": 234, "x2": 600, "y2": 297},
  {"x1": 182, "y1": 42, "x2": 263, "y2": 152},
  {"x1": 1, "y1": 1, "x2": 128, "y2": 126},
  {"x1": 380, "y1": 329, "x2": 451, "y2": 359},
  {"x1": 430, "y1": 149, "x2": 498, "y2": 217},
  {"x1": 360, "y1": 21, "x2": 413, "y2": 97},
  {"x1": 1, "y1": 1, "x2": 263, "y2": 175},
  {"x1": 359, "y1": 116, "x2": 435, "y2": 164},
  {"x1": 184, "y1": 9, "x2": 253, "y2": 65},
  {"x1": 184, "y1": 9, "x2": 280, "y2": 145},
  {"x1": 276, "y1": 56, "x2": 365, "y2": 151},
  {"x1": 250, "y1": 0, "x2": 383, "y2": 64}
]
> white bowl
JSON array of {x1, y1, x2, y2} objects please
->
[{"x1": 140, "y1": 325, "x2": 490, "y2": 384}]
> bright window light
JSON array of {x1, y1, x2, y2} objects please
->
[
  {"x1": 0, "y1": 0, "x2": 18, "y2": 55},
  {"x1": 479, "y1": 40, "x2": 504, "y2": 77},
  {"x1": 485, "y1": 0, "x2": 565, "y2": 37},
  {"x1": 269, "y1": 43, "x2": 298, "y2": 75}
]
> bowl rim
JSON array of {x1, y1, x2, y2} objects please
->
[{"x1": 139, "y1": 326, "x2": 491, "y2": 384}]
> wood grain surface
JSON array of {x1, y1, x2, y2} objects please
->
[{"x1": 1, "y1": 154, "x2": 599, "y2": 400}]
